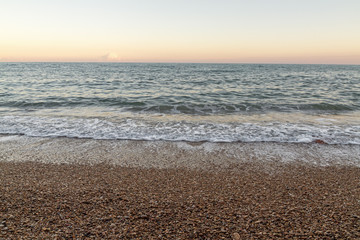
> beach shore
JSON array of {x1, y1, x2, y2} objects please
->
[{"x1": 1, "y1": 137, "x2": 359, "y2": 239}]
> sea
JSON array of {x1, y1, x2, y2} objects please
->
[{"x1": 0, "y1": 62, "x2": 359, "y2": 145}]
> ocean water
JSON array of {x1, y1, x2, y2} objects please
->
[{"x1": 0, "y1": 63, "x2": 359, "y2": 144}]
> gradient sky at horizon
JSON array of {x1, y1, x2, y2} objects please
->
[{"x1": 1, "y1": 0, "x2": 360, "y2": 64}]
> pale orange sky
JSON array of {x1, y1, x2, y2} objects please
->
[{"x1": 1, "y1": 0, "x2": 360, "y2": 64}]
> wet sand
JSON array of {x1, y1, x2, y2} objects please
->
[{"x1": 0, "y1": 136, "x2": 360, "y2": 239}]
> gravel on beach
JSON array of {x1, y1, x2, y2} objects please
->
[{"x1": 1, "y1": 161, "x2": 359, "y2": 239}]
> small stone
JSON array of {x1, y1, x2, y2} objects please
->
[
  {"x1": 314, "y1": 139, "x2": 326, "y2": 144},
  {"x1": 233, "y1": 232, "x2": 241, "y2": 240}
]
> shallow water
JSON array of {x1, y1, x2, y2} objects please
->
[{"x1": 1, "y1": 136, "x2": 359, "y2": 168}]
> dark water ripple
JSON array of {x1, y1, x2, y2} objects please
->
[{"x1": 1, "y1": 63, "x2": 359, "y2": 114}]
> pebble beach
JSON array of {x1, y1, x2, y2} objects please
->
[{"x1": 1, "y1": 136, "x2": 359, "y2": 239}]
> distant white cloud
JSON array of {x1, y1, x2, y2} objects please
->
[{"x1": 100, "y1": 52, "x2": 121, "y2": 62}]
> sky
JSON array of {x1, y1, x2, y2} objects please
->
[{"x1": 1, "y1": 0, "x2": 360, "y2": 64}]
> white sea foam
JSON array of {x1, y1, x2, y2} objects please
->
[{"x1": 0, "y1": 114, "x2": 359, "y2": 144}]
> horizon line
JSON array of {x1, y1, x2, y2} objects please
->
[{"x1": 0, "y1": 61, "x2": 359, "y2": 66}]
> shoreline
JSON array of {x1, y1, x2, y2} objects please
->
[
  {"x1": 1, "y1": 135, "x2": 360, "y2": 238},
  {"x1": 1, "y1": 135, "x2": 359, "y2": 169}
]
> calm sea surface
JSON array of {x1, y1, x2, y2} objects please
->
[{"x1": 0, "y1": 63, "x2": 359, "y2": 144}]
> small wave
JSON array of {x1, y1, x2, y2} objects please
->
[{"x1": 0, "y1": 115, "x2": 359, "y2": 144}]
